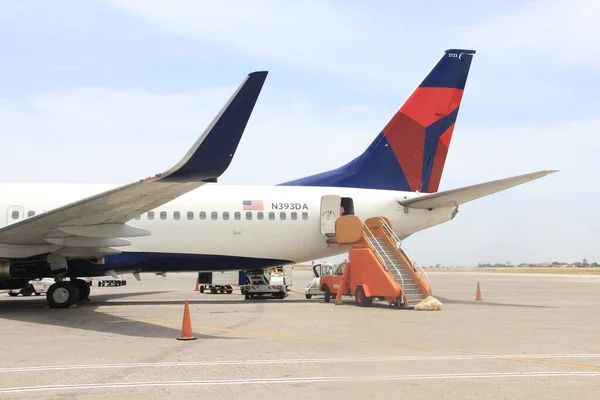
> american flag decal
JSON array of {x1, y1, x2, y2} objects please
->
[{"x1": 243, "y1": 200, "x2": 263, "y2": 210}]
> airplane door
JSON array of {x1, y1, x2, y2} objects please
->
[
  {"x1": 320, "y1": 195, "x2": 341, "y2": 236},
  {"x1": 6, "y1": 205, "x2": 24, "y2": 225}
]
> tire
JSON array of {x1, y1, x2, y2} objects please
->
[
  {"x1": 8, "y1": 292, "x2": 18, "y2": 297},
  {"x1": 395, "y1": 297, "x2": 404, "y2": 309},
  {"x1": 355, "y1": 286, "x2": 372, "y2": 307},
  {"x1": 210, "y1": 286, "x2": 218, "y2": 294},
  {"x1": 305, "y1": 294, "x2": 312, "y2": 299},
  {"x1": 323, "y1": 286, "x2": 331, "y2": 303},
  {"x1": 219, "y1": 286, "x2": 225, "y2": 294},
  {"x1": 225, "y1": 286, "x2": 233, "y2": 294},
  {"x1": 200, "y1": 286, "x2": 205, "y2": 293},
  {"x1": 244, "y1": 292, "x2": 250, "y2": 300},
  {"x1": 35, "y1": 292, "x2": 42, "y2": 296},
  {"x1": 73, "y1": 279, "x2": 91, "y2": 302},
  {"x1": 21, "y1": 285, "x2": 34, "y2": 297},
  {"x1": 47, "y1": 282, "x2": 80, "y2": 308}
]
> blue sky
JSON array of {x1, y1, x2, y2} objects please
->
[{"x1": 1, "y1": 0, "x2": 599, "y2": 266}]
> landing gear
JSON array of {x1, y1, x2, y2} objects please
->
[
  {"x1": 46, "y1": 278, "x2": 91, "y2": 308},
  {"x1": 47, "y1": 281, "x2": 80, "y2": 308},
  {"x1": 72, "y1": 279, "x2": 91, "y2": 302}
]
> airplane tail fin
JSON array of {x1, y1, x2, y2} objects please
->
[{"x1": 280, "y1": 49, "x2": 475, "y2": 192}]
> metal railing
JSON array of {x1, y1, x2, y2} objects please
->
[
  {"x1": 379, "y1": 218, "x2": 432, "y2": 289},
  {"x1": 361, "y1": 222, "x2": 405, "y2": 294}
]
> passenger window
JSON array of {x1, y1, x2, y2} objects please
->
[
  {"x1": 257, "y1": 212, "x2": 264, "y2": 220},
  {"x1": 269, "y1": 212, "x2": 275, "y2": 220},
  {"x1": 174, "y1": 211, "x2": 180, "y2": 220},
  {"x1": 27, "y1": 210, "x2": 35, "y2": 217},
  {"x1": 187, "y1": 211, "x2": 194, "y2": 220},
  {"x1": 291, "y1": 212, "x2": 297, "y2": 220},
  {"x1": 148, "y1": 211, "x2": 154, "y2": 220},
  {"x1": 302, "y1": 212, "x2": 308, "y2": 220},
  {"x1": 134, "y1": 215, "x2": 141, "y2": 220},
  {"x1": 200, "y1": 211, "x2": 206, "y2": 220},
  {"x1": 280, "y1": 212, "x2": 286, "y2": 220},
  {"x1": 211, "y1": 211, "x2": 218, "y2": 220},
  {"x1": 11, "y1": 210, "x2": 19, "y2": 220},
  {"x1": 234, "y1": 212, "x2": 241, "y2": 220},
  {"x1": 223, "y1": 211, "x2": 230, "y2": 220},
  {"x1": 246, "y1": 212, "x2": 252, "y2": 220},
  {"x1": 160, "y1": 211, "x2": 167, "y2": 220}
]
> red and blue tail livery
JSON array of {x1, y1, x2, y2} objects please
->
[{"x1": 280, "y1": 49, "x2": 476, "y2": 193}]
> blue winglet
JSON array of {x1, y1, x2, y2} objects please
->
[{"x1": 159, "y1": 71, "x2": 268, "y2": 182}]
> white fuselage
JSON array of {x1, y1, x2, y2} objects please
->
[{"x1": 0, "y1": 183, "x2": 457, "y2": 270}]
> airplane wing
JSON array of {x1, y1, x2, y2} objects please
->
[
  {"x1": 397, "y1": 170, "x2": 557, "y2": 210},
  {"x1": 0, "y1": 71, "x2": 268, "y2": 257}
]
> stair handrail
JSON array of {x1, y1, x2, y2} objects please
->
[
  {"x1": 379, "y1": 218, "x2": 432, "y2": 289},
  {"x1": 361, "y1": 222, "x2": 405, "y2": 295}
]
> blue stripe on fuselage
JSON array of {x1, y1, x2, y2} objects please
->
[{"x1": 67, "y1": 252, "x2": 293, "y2": 277}]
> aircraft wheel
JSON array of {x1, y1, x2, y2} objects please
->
[
  {"x1": 47, "y1": 282, "x2": 80, "y2": 308},
  {"x1": 73, "y1": 279, "x2": 91, "y2": 301}
]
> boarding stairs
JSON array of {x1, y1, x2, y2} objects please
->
[
  {"x1": 330, "y1": 215, "x2": 432, "y2": 307},
  {"x1": 364, "y1": 220, "x2": 431, "y2": 306}
]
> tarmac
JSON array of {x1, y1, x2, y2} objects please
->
[{"x1": 0, "y1": 270, "x2": 599, "y2": 399}]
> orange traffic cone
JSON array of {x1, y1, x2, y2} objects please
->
[
  {"x1": 194, "y1": 279, "x2": 199, "y2": 291},
  {"x1": 475, "y1": 281, "x2": 483, "y2": 301},
  {"x1": 176, "y1": 300, "x2": 197, "y2": 341}
]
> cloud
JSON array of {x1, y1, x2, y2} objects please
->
[
  {"x1": 0, "y1": 83, "x2": 383, "y2": 185},
  {"x1": 463, "y1": 0, "x2": 600, "y2": 70},
  {"x1": 102, "y1": 0, "x2": 467, "y2": 91}
]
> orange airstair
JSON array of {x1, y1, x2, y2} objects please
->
[{"x1": 329, "y1": 215, "x2": 432, "y2": 308}]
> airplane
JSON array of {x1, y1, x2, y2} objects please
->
[{"x1": 0, "y1": 49, "x2": 556, "y2": 309}]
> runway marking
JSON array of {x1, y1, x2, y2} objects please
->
[
  {"x1": 2, "y1": 354, "x2": 600, "y2": 374},
  {"x1": 1, "y1": 371, "x2": 599, "y2": 393},
  {"x1": 105, "y1": 318, "x2": 165, "y2": 324},
  {"x1": 504, "y1": 357, "x2": 600, "y2": 371},
  {"x1": 158, "y1": 321, "x2": 435, "y2": 351}
]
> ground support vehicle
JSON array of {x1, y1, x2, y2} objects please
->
[
  {"x1": 304, "y1": 262, "x2": 336, "y2": 299},
  {"x1": 320, "y1": 216, "x2": 431, "y2": 309},
  {"x1": 197, "y1": 270, "x2": 245, "y2": 294},
  {"x1": 243, "y1": 266, "x2": 293, "y2": 299}
]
